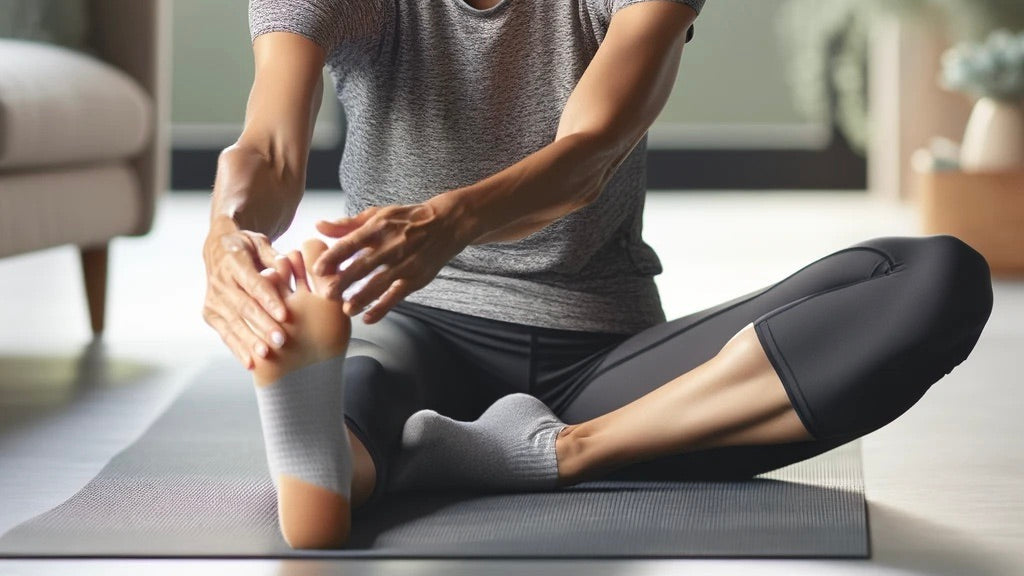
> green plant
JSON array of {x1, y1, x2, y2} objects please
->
[
  {"x1": 942, "y1": 30, "x2": 1024, "y2": 101},
  {"x1": 777, "y1": 0, "x2": 1024, "y2": 155}
]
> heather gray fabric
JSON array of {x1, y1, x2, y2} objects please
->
[
  {"x1": 0, "y1": 355, "x2": 867, "y2": 558},
  {"x1": 254, "y1": 355, "x2": 353, "y2": 496},
  {"x1": 389, "y1": 392, "x2": 568, "y2": 493},
  {"x1": 248, "y1": 0, "x2": 704, "y2": 334}
]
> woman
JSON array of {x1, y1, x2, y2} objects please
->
[{"x1": 202, "y1": 0, "x2": 993, "y2": 549}]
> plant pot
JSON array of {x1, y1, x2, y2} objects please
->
[
  {"x1": 915, "y1": 167, "x2": 1024, "y2": 277},
  {"x1": 960, "y1": 97, "x2": 1024, "y2": 172}
]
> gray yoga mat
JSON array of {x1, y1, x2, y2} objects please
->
[{"x1": 0, "y1": 356, "x2": 868, "y2": 558}]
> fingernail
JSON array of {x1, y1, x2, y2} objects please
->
[
  {"x1": 255, "y1": 343, "x2": 269, "y2": 358},
  {"x1": 270, "y1": 331, "x2": 285, "y2": 348}
]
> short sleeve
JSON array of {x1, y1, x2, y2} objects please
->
[
  {"x1": 609, "y1": 0, "x2": 705, "y2": 15},
  {"x1": 605, "y1": 0, "x2": 703, "y2": 42},
  {"x1": 248, "y1": 0, "x2": 385, "y2": 54}
]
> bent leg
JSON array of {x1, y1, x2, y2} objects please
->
[
  {"x1": 343, "y1": 305, "x2": 479, "y2": 509},
  {"x1": 557, "y1": 235, "x2": 993, "y2": 482}
]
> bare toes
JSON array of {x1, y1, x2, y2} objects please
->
[
  {"x1": 301, "y1": 239, "x2": 333, "y2": 297},
  {"x1": 287, "y1": 250, "x2": 310, "y2": 292}
]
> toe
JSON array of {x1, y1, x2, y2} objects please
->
[{"x1": 301, "y1": 239, "x2": 333, "y2": 296}]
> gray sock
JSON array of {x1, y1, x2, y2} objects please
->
[
  {"x1": 253, "y1": 355, "x2": 352, "y2": 498},
  {"x1": 388, "y1": 392, "x2": 568, "y2": 493}
]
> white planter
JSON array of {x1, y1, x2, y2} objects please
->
[{"x1": 960, "y1": 97, "x2": 1024, "y2": 172}]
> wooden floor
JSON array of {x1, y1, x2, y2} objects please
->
[{"x1": 1, "y1": 191, "x2": 1021, "y2": 575}]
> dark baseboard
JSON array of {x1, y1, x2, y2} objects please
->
[
  {"x1": 173, "y1": 129, "x2": 865, "y2": 192},
  {"x1": 172, "y1": 148, "x2": 344, "y2": 191}
]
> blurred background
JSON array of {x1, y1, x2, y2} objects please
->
[{"x1": 1, "y1": 2, "x2": 1024, "y2": 573}]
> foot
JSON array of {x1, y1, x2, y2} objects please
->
[
  {"x1": 389, "y1": 393, "x2": 568, "y2": 493},
  {"x1": 252, "y1": 239, "x2": 351, "y2": 387},
  {"x1": 252, "y1": 239, "x2": 354, "y2": 549}
]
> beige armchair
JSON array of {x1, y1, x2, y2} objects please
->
[{"x1": 0, "y1": 0, "x2": 170, "y2": 335}]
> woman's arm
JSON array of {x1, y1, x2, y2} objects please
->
[
  {"x1": 311, "y1": 1, "x2": 699, "y2": 321},
  {"x1": 211, "y1": 31, "x2": 324, "y2": 239},
  {"x1": 202, "y1": 32, "x2": 325, "y2": 369},
  {"x1": 433, "y1": 1, "x2": 699, "y2": 244}
]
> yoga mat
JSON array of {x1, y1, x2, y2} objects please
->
[{"x1": 0, "y1": 356, "x2": 868, "y2": 559}]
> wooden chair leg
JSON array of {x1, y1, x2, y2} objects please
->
[{"x1": 80, "y1": 244, "x2": 108, "y2": 336}]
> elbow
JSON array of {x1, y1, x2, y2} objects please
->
[
  {"x1": 555, "y1": 130, "x2": 625, "y2": 209},
  {"x1": 578, "y1": 178, "x2": 605, "y2": 207}
]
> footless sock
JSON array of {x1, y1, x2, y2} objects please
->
[
  {"x1": 388, "y1": 392, "x2": 567, "y2": 493},
  {"x1": 254, "y1": 355, "x2": 352, "y2": 498}
]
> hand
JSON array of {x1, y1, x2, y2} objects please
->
[
  {"x1": 311, "y1": 201, "x2": 467, "y2": 323},
  {"x1": 202, "y1": 221, "x2": 291, "y2": 370}
]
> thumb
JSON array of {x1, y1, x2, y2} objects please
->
[
  {"x1": 316, "y1": 208, "x2": 379, "y2": 237},
  {"x1": 241, "y1": 231, "x2": 280, "y2": 268},
  {"x1": 315, "y1": 217, "x2": 356, "y2": 237}
]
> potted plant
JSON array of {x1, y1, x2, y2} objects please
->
[{"x1": 941, "y1": 30, "x2": 1024, "y2": 171}]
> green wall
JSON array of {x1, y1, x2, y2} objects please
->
[
  {"x1": 171, "y1": 0, "x2": 338, "y2": 134},
  {"x1": 171, "y1": 0, "x2": 799, "y2": 135},
  {"x1": 660, "y1": 0, "x2": 804, "y2": 125}
]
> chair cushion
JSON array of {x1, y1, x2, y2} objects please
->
[
  {"x1": 0, "y1": 39, "x2": 152, "y2": 170},
  {"x1": 0, "y1": 162, "x2": 140, "y2": 258}
]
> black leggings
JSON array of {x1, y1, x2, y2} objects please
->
[{"x1": 342, "y1": 235, "x2": 993, "y2": 508}]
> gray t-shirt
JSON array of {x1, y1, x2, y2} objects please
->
[{"x1": 249, "y1": 0, "x2": 705, "y2": 334}]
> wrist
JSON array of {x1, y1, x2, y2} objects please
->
[
  {"x1": 204, "y1": 215, "x2": 238, "y2": 259},
  {"x1": 212, "y1": 141, "x2": 301, "y2": 239},
  {"x1": 427, "y1": 189, "x2": 480, "y2": 247}
]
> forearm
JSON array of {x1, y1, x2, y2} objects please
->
[
  {"x1": 209, "y1": 32, "x2": 326, "y2": 241},
  {"x1": 430, "y1": 1, "x2": 696, "y2": 246},
  {"x1": 432, "y1": 131, "x2": 633, "y2": 245},
  {"x1": 209, "y1": 143, "x2": 304, "y2": 241}
]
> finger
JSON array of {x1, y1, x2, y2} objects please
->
[
  {"x1": 315, "y1": 208, "x2": 379, "y2": 238},
  {"x1": 362, "y1": 278, "x2": 414, "y2": 324},
  {"x1": 311, "y1": 212, "x2": 387, "y2": 276},
  {"x1": 233, "y1": 278, "x2": 287, "y2": 350},
  {"x1": 286, "y1": 250, "x2": 309, "y2": 292},
  {"x1": 243, "y1": 231, "x2": 281, "y2": 268},
  {"x1": 230, "y1": 253, "x2": 288, "y2": 322},
  {"x1": 229, "y1": 312, "x2": 272, "y2": 361},
  {"x1": 262, "y1": 260, "x2": 290, "y2": 297},
  {"x1": 313, "y1": 233, "x2": 374, "y2": 278},
  {"x1": 314, "y1": 218, "x2": 361, "y2": 239},
  {"x1": 342, "y1": 264, "x2": 395, "y2": 316},
  {"x1": 334, "y1": 244, "x2": 394, "y2": 299},
  {"x1": 205, "y1": 310, "x2": 253, "y2": 369}
]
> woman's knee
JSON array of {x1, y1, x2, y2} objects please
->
[
  {"x1": 784, "y1": 235, "x2": 992, "y2": 440},
  {"x1": 862, "y1": 234, "x2": 992, "y2": 336},
  {"x1": 835, "y1": 235, "x2": 991, "y2": 438},
  {"x1": 911, "y1": 235, "x2": 993, "y2": 339}
]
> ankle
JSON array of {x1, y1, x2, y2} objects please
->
[{"x1": 555, "y1": 424, "x2": 594, "y2": 486}]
